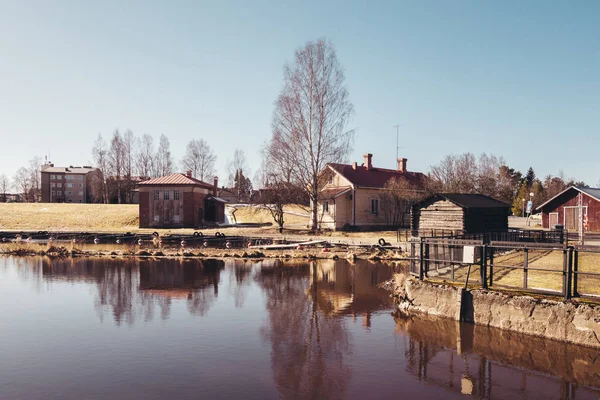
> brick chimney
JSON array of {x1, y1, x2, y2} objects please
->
[
  {"x1": 397, "y1": 158, "x2": 407, "y2": 173},
  {"x1": 352, "y1": 162, "x2": 357, "y2": 170},
  {"x1": 186, "y1": 170, "x2": 192, "y2": 178},
  {"x1": 213, "y1": 176, "x2": 218, "y2": 196},
  {"x1": 363, "y1": 153, "x2": 373, "y2": 170}
]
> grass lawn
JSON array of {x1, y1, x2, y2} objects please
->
[{"x1": 0, "y1": 203, "x2": 400, "y2": 244}]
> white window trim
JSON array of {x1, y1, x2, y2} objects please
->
[{"x1": 370, "y1": 198, "x2": 380, "y2": 215}]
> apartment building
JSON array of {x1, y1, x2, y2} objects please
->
[{"x1": 40, "y1": 164, "x2": 97, "y2": 203}]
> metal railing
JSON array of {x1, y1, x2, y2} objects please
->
[{"x1": 410, "y1": 238, "x2": 600, "y2": 301}]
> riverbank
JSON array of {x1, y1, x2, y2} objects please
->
[
  {"x1": 0, "y1": 241, "x2": 409, "y2": 263},
  {"x1": 391, "y1": 274, "x2": 600, "y2": 349},
  {"x1": 0, "y1": 203, "x2": 399, "y2": 245}
]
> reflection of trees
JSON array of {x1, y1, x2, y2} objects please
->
[
  {"x1": 227, "y1": 259, "x2": 253, "y2": 308},
  {"x1": 256, "y1": 261, "x2": 352, "y2": 400},
  {"x1": 40, "y1": 257, "x2": 224, "y2": 324}
]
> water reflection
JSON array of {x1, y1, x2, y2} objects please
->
[
  {"x1": 41, "y1": 257, "x2": 225, "y2": 324},
  {"x1": 396, "y1": 314, "x2": 600, "y2": 399}
]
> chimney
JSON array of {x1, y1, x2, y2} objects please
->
[
  {"x1": 186, "y1": 170, "x2": 192, "y2": 178},
  {"x1": 397, "y1": 158, "x2": 407, "y2": 173},
  {"x1": 363, "y1": 153, "x2": 373, "y2": 170},
  {"x1": 352, "y1": 162, "x2": 357, "y2": 170},
  {"x1": 213, "y1": 176, "x2": 218, "y2": 196}
]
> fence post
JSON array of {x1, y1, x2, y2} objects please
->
[
  {"x1": 480, "y1": 244, "x2": 488, "y2": 289},
  {"x1": 489, "y1": 246, "x2": 494, "y2": 287},
  {"x1": 565, "y1": 247, "x2": 573, "y2": 300},
  {"x1": 523, "y1": 248, "x2": 529, "y2": 290},
  {"x1": 419, "y1": 238, "x2": 425, "y2": 280},
  {"x1": 573, "y1": 249, "x2": 579, "y2": 297},
  {"x1": 563, "y1": 248, "x2": 570, "y2": 300}
]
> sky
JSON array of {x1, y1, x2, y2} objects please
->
[{"x1": 0, "y1": 0, "x2": 598, "y2": 187}]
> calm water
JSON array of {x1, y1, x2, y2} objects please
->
[{"x1": 1, "y1": 256, "x2": 600, "y2": 400}]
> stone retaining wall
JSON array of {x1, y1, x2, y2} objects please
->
[{"x1": 393, "y1": 274, "x2": 600, "y2": 349}]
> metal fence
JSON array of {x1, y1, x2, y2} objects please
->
[{"x1": 410, "y1": 238, "x2": 600, "y2": 301}]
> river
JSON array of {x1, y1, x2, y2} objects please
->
[{"x1": 0, "y1": 256, "x2": 599, "y2": 400}]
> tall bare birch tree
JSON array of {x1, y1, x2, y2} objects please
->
[
  {"x1": 136, "y1": 134, "x2": 155, "y2": 178},
  {"x1": 268, "y1": 39, "x2": 354, "y2": 231},
  {"x1": 92, "y1": 134, "x2": 109, "y2": 203},
  {"x1": 181, "y1": 138, "x2": 217, "y2": 182}
]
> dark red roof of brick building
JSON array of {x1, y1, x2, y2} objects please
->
[{"x1": 139, "y1": 173, "x2": 214, "y2": 190}]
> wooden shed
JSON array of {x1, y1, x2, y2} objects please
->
[
  {"x1": 411, "y1": 194, "x2": 510, "y2": 236},
  {"x1": 536, "y1": 186, "x2": 600, "y2": 232}
]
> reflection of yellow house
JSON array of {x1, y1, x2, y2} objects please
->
[{"x1": 309, "y1": 260, "x2": 395, "y2": 321}]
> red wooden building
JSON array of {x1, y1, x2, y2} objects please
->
[{"x1": 536, "y1": 186, "x2": 600, "y2": 232}]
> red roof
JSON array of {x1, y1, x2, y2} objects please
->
[
  {"x1": 328, "y1": 163, "x2": 425, "y2": 188},
  {"x1": 139, "y1": 173, "x2": 214, "y2": 189}
]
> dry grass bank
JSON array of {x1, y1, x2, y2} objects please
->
[
  {"x1": 0, "y1": 203, "x2": 398, "y2": 244},
  {"x1": 0, "y1": 203, "x2": 139, "y2": 232}
]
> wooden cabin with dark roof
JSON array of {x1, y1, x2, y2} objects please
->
[
  {"x1": 317, "y1": 153, "x2": 426, "y2": 230},
  {"x1": 138, "y1": 171, "x2": 225, "y2": 228},
  {"x1": 411, "y1": 194, "x2": 510, "y2": 236}
]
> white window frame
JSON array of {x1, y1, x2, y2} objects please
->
[
  {"x1": 370, "y1": 198, "x2": 380, "y2": 215},
  {"x1": 174, "y1": 190, "x2": 180, "y2": 200},
  {"x1": 153, "y1": 190, "x2": 159, "y2": 200},
  {"x1": 50, "y1": 175, "x2": 56, "y2": 180},
  {"x1": 164, "y1": 191, "x2": 170, "y2": 200}
]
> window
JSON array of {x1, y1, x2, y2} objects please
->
[
  {"x1": 57, "y1": 191, "x2": 62, "y2": 195},
  {"x1": 67, "y1": 191, "x2": 72, "y2": 195},
  {"x1": 323, "y1": 201, "x2": 329, "y2": 213},
  {"x1": 51, "y1": 183, "x2": 55, "y2": 188},
  {"x1": 164, "y1": 191, "x2": 170, "y2": 200},
  {"x1": 174, "y1": 190, "x2": 180, "y2": 200},
  {"x1": 78, "y1": 183, "x2": 83, "y2": 188},
  {"x1": 67, "y1": 183, "x2": 73, "y2": 188},
  {"x1": 79, "y1": 191, "x2": 84, "y2": 196},
  {"x1": 51, "y1": 191, "x2": 56, "y2": 196},
  {"x1": 153, "y1": 190, "x2": 159, "y2": 200},
  {"x1": 66, "y1": 175, "x2": 73, "y2": 180},
  {"x1": 78, "y1": 175, "x2": 83, "y2": 180},
  {"x1": 370, "y1": 198, "x2": 379, "y2": 215},
  {"x1": 50, "y1": 175, "x2": 55, "y2": 180},
  {"x1": 57, "y1": 183, "x2": 62, "y2": 188},
  {"x1": 57, "y1": 175, "x2": 62, "y2": 180},
  {"x1": 328, "y1": 175, "x2": 334, "y2": 185}
]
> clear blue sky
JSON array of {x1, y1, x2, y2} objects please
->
[{"x1": 1, "y1": 0, "x2": 598, "y2": 186}]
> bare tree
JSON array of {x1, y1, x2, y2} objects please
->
[
  {"x1": 92, "y1": 134, "x2": 109, "y2": 203},
  {"x1": 27, "y1": 156, "x2": 42, "y2": 202},
  {"x1": 380, "y1": 177, "x2": 426, "y2": 229},
  {"x1": 13, "y1": 167, "x2": 31, "y2": 202},
  {"x1": 136, "y1": 134, "x2": 155, "y2": 178},
  {"x1": 155, "y1": 134, "x2": 173, "y2": 177},
  {"x1": 227, "y1": 149, "x2": 249, "y2": 187},
  {"x1": 0, "y1": 173, "x2": 8, "y2": 202},
  {"x1": 268, "y1": 38, "x2": 354, "y2": 231},
  {"x1": 181, "y1": 139, "x2": 217, "y2": 182},
  {"x1": 428, "y1": 153, "x2": 478, "y2": 194},
  {"x1": 108, "y1": 130, "x2": 126, "y2": 204},
  {"x1": 122, "y1": 129, "x2": 136, "y2": 203}
]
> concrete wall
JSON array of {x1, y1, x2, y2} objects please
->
[{"x1": 393, "y1": 275, "x2": 600, "y2": 349}]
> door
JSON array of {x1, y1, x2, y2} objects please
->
[
  {"x1": 549, "y1": 212, "x2": 559, "y2": 228},
  {"x1": 564, "y1": 206, "x2": 587, "y2": 232}
]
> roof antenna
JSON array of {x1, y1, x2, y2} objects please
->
[{"x1": 394, "y1": 124, "x2": 405, "y2": 163}]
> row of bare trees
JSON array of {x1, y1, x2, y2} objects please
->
[
  {"x1": 90, "y1": 131, "x2": 219, "y2": 203},
  {"x1": 1, "y1": 156, "x2": 43, "y2": 202}
]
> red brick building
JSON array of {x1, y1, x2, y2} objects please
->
[
  {"x1": 536, "y1": 186, "x2": 600, "y2": 232},
  {"x1": 138, "y1": 172, "x2": 225, "y2": 228}
]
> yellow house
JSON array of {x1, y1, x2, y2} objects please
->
[{"x1": 317, "y1": 153, "x2": 425, "y2": 230}]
